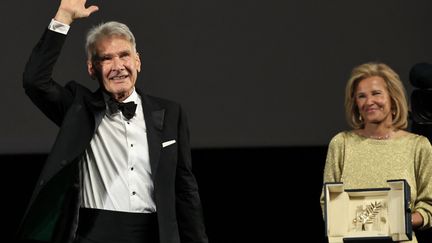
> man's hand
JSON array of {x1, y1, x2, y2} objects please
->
[{"x1": 54, "y1": 0, "x2": 99, "y2": 25}]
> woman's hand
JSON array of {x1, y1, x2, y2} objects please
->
[{"x1": 412, "y1": 211, "x2": 424, "y2": 229}]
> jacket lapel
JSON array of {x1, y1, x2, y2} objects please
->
[
  {"x1": 84, "y1": 89, "x2": 106, "y2": 132},
  {"x1": 138, "y1": 89, "x2": 165, "y2": 179}
]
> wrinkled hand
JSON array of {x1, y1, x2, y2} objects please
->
[
  {"x1": 412, "y1": 211, "x2": 424, "y2": 229},
  {"x1": 54, "y1": 0, "x2": 99, "y2": 25}
]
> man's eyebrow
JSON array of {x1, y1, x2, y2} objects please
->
[{"x1": 119, "y1": 50, "x2": 132, "y2": 55}]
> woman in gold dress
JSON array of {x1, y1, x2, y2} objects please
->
[{"x1": 322, "y1": 62, "x2": 432, "y2": 242}]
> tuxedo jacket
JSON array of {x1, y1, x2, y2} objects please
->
[{"x1": 18, "y1": 29, "x2": 208, "y2": 243}]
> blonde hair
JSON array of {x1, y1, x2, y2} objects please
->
[{"x1": 344, "y1": 62, "x2": 408, "y2": 129}]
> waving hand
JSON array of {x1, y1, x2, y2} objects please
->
[{"x1": 54, "y1": 0, "x2": 99, "y2": 25}]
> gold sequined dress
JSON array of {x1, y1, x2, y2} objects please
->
[{"x1": 321, "y1": 131, "x2": 432, "y2": 243}]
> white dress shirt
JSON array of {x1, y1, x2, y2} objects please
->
[
  {"x1": 48, "y1": 19, "x2": 70, "y2": 34},
  {"x1": 80, "y1": 90, "x2": 156, "y2": 213}
]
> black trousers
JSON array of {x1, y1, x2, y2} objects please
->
[{"x1": 74, "y1": 208, "x2": 159, "y2": 243}]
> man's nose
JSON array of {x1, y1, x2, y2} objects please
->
[{"x1": 112, "y1": 56, "x2": 125, "y2": 70}]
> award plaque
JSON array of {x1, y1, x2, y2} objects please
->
[{"x1": 324, "y1": 180, "x2": 412, "y2": 243}]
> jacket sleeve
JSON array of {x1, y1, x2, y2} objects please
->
[
  {"x1": 23, "y1": 28, "x2": 74, "y2": 127},
  {"x1": 175, "y1": 105, "x2": 208, "y2": 243}
]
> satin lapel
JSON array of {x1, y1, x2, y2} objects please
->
[
  {"x1": 84, "y1": 89, "x2": 106, "y2": 132},
  {"x1": 138, "y1": 90, "x2": 165, "y2": 179}
]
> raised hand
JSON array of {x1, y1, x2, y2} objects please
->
[{"x1": 54, "y1": 0, "x2": 99, "y2": 25}]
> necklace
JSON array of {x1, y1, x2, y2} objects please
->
[
  {"x1": 359, "y1": 130, "x2": 394, "y2": 140},
  {"x1": 367, "y1": 133, "x2": 391, "y2": 140}
]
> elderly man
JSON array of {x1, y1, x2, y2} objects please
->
[{"x1": 18, "y1": 1, "x2": 208, "y2": 243}]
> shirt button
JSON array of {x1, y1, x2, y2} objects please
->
[
  {"x1": 132, "y1": 191, "x2": 136, "y2": 195},
  {"x1": 131, "y1": 144, "x2": 134, "y2": 147},
  {"x1": 131, "y1": 167, "x2": 134, "y2": 171},
  {"x1": 127, "y1": 122, "x2": 130, "y2": 124}
]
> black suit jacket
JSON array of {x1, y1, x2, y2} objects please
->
[{"x1": 19, "y1": 28, "x2": 208, "y2": 243}]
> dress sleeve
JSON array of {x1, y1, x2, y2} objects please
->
[
  {"x1": 413, "y1": 136, "x2": 432, "y2": 229},
  {"x1": 323, "y1": 133, "x2": 346, "y2": 183},
  {"x1": 320, "y1": 132, "x2": 345, "y2": 213}
]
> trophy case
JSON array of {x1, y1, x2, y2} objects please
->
[{"x1": 324, "y1": 180, "x2": 412, "y2": 243}]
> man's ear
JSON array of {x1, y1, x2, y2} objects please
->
[
  {"x1": 87, "y1": 60, "x2": 96, "y2": 79},
  {"x1": 135, "y1": 52, "x2": 141, "y2": 73}
]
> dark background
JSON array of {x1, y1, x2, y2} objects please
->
[
  {"x1": 2, "y1": 0, "x2": 432, "y2": 242},
  {"x1": 6, "y1": 148, "x2": 432, "y2": 243},
  {"x1": 2, "y1": 0, "x2": 432, "y2": 152}
]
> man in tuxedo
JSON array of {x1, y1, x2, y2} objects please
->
[{"x1": 18, "y1": 0, "x2": 208, "y2": 243}]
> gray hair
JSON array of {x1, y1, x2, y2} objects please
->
[{"x1": 85, "y1": 21, "x2": 137, "y2": 61}]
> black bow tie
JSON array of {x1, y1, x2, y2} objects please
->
[{"x1": 107, "y1": 99, "x2": 137, "y2": 120}]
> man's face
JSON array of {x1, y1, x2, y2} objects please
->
[{"x1": 88, "y1": 36, "x2": 141, "y2": 101}]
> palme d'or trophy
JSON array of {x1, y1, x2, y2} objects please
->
[{"x1": 353, "y1": 201, "x2": 384, "y2": 231}]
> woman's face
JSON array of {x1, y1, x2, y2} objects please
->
[{"x1": 355, "y1": 76, "x2": 393, "y2": 127}]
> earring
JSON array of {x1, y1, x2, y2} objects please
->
[{"x1": 359, "y1": 115, "x2": 362, "y2": 121}]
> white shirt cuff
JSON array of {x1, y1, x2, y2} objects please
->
[{"x1": 48, "y1": 19, "x2": 70, "y2": 35}]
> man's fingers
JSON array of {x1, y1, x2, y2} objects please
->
[
  {"x1": 77, "y1": 5, "x2": 99, "y2": 18},
  {"x1": 85, "y1": 5, "x2": 99, "y2": 16}
]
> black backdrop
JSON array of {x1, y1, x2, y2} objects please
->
[
  {"x1": 2, "y1": 0, "x2": 432, "y2": 152},
  {"x1": 5, "y1": 148, "x2": 329, "y2": 243},
  {"x1": 6, "y1": 149, "x2": 432, "y2": 243}
]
